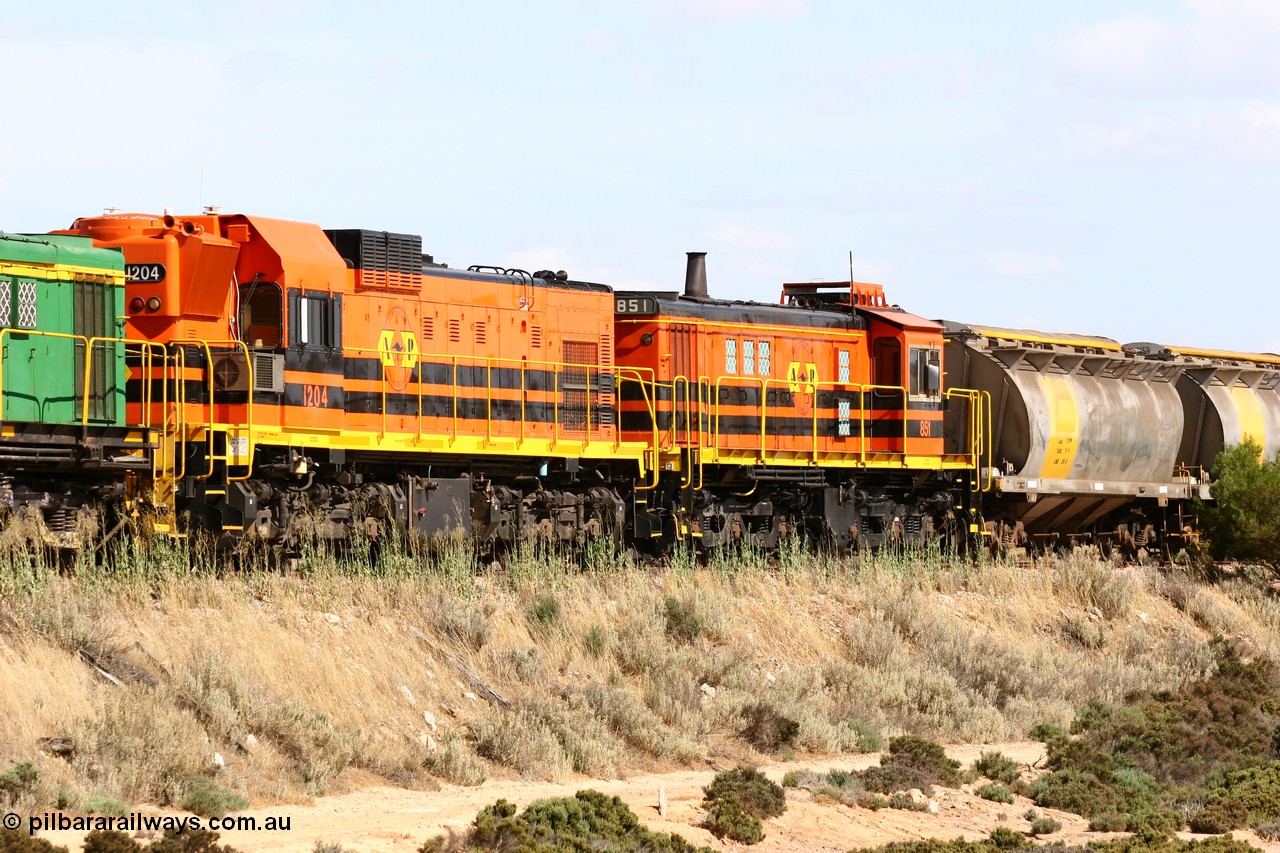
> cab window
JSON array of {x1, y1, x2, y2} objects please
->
[{"x1": 240, "y1": 282, "x2": 283, "y2": 348}]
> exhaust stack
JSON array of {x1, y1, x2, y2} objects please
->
[{"x1": 684, "y1": 251, "x2": 708, "y2": 299}]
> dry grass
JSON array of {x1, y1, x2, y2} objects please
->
[{"x1": 0, "y1": 539, "x2": 1272, "y2": 811}]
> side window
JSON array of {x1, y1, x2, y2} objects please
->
[
  {"x1": 292, "y1": 293, "x2": 341, "y2": 350},
  {"x1": 743, "y1": 340, "x2": 755, "y2": 375},
  {"x1": 725, "y1": 338, "x2": 737, "y2": 374},
  {"x1": 873, "y1": 337, "x2": 901, "y2": 388},
  {"x1": 837, "y1": 349, "x2": 850, "y2": 384},
  {"x1": 758, "y1": 340, "x2": 771, "y2": 376},
  {"x1": 909, "y1": 346, "x2": 942, "y2": 397},
  {"x1": 240, "y1": 283, "x2": 283, "y2": 348}
]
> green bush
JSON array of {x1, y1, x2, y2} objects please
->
[
  {"x1": 181, "y1": 776, "x2": 249, "y2": 819},
  {"x1": 781, "y1": 770, "x2": 802, "y2": 789},
  {"x1": 421, "y1": 791, "x2": 712, "y2": 853},
  {"x1": 1029, "y1": 646, "x2": 1280, "y2": 835},
  {"x1": 81, "y1": 832, "x2": 141, "y2": 853},
  {"x1": 149, "y1": 829, "x2": 242, "y2": 853},
  {"x1": 703, "y1": 766, "x2": 786, "y2": 820},
  {"x1": 986, "y1": 826, "x2": 1031, "y2": 850},
  {"x1": 1027, "y1": 816, "x2": 1061, "y2": 836},
  {"x1": 1028, "y1": 721, "x2": 1067, "y2": 746},
  {"x1": 859, "y1": 763, "x2": 935, "y2": 795},
  {"x1": 529, "y1": 594, "x2": 561, "y2": 628},
  {"x1": 1088, "y1": 812, "x2": 1128, "y2": 832},
  {"x1": 1205, "y1": 760, "x2": 1280, "y2": 823},
  {"x1": 977, "y1": 783, "x2": 1014, "y2": 804},
  {"x1": 663, "y1": 596, "x2": 703, "y2": 642},
  {"x1": 84, "y1": 796, "x2": 128, "y2": 817},
  {"x1": 974, "y1": 752, "x2": 1021, "y2": 785},
  {"x1": 825, "y1": 769, "x2": 857, "y2": 789},
  {"x1": 704, "y1": 795, "x2": 764, "y2": 845},
  {"x1": 1189, "y1": 799, "x2": 1248, "y2": 835},
  {"x1": 885, "y1": 736, "x2": 962, "y2": 786},
  {"x1": 1199, "y1": 439, "x2": 1280, "y2": 563},
  {"x1": 0, "y1": 830, "x2": 69, "y2": 853},
  {"x1": 0, "y1": 762, "x2": 40, "y2": 806},
  {"x1": 583, "y1": 625, "x2": 606, "y2": 657}
]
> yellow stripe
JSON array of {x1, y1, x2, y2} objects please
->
[
  {"x1": 1167, "y1": 345, "x2": 1280, "y2": 366},
  {"x1": 1228, "y1": 386, "x2": 1265, "y2": 455},
  {"x1": 1039, "y1": 375, "x2": 1079, "y2": 478},
  {"x1": 962, "y1": 324, "x2": 1121, "y2": 351},
  {"x1": 0, "y1": 262, "x2": 125, "y2": 285}
]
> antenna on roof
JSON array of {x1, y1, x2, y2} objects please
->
[{"x1": 848, "y1": 250, "x2": 854, "y2": 282}]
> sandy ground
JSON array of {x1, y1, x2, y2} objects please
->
[{"x1": 37, "y1": 743, "x2": 1280, "y2": 853}]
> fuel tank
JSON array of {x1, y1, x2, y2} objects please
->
[
  {"x1": 943, "y1": 323, "x2": 1196, "y2": 537},
  {"x1": 1126, "y1": 343, "x2": 1280, "y2": 473}
]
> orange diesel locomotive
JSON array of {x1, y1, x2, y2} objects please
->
[
  {"x1": 615, "y1": 254, "x2": 988, "y2": 551},
  {"x1": 59, "y1": 210, "x2": 644, "y2": 549}
]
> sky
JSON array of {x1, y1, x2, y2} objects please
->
[{"x1": 2, "y1": 0, "x2": 1277, "y2": 352}]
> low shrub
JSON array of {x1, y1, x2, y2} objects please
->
[
  {"x1": 529, "y1": 594, "x2": 560, "y2": 628},
  {"x1": 858, "y1": 793, "x2": 889, "y2": 810},
  {"x1": 1204, "y1": 760, "x2": 1280, "y2": 824},
  {"x1": 886, "y1": 736, "x2": 962, "y2": 787},
  {"x1": 181, "y1": 776, "x2": 248, "y2": 819},
  {"x1": 859, "y1": 763, "x2": 935, "y2": 795},
  {"x1": 1028, "y1": 721, "x2": 1067, "y2": 746},
  {"x1": 420, "y1": 791, "x2": 713, "y2": 853},
  {"x1": 83, "y1": 796, "x2": 128, "y2": 817},
  {"x1": 887, "y1": 792, "x2": 930, "y2": 812},
  {"x1": 974, "y1": 752, "x2": 1021, "y2": 785},
  {"x1": 986, "y1": 826, "x2": 1031, "y2": 850},
  {"x1": 705, "y1": 795, "x2": 764, "y2": 845},
  {"x1": 1088, "y1": 812, "x2": 1129, "y2": 832},
  {"x1": 977, "y1": 783, "x2": 1014, "y2": 804},
  {"x1": 0, "y1": 762, "x2": 40, "y2": 806},
  {"x1": 740, "y1": 702, "x2": 799, "y2": 752},
  {"x1": 0, "y1": 830, "x2": 69, "y2": 853},
  {"x1": 81, "y1": 832, "x2": 140, "y2": 853},
  {"x1": 702, "y1": 766, "x2": 786, "y2": 820},
  {"x1": 427, "y1": 731, "x2": 487, "y2": 786},
  {"x1": 1027, "y1": 816, "x2": 1061, "y2": 836},
  {"x1": 1189, "y1": 799, "x2": 1248, "y2": 835},
  {"x1": 663, "y1": 596, "x2": 703, "y2": 642},
  {"x1": 583, "y1": 625, "x2": 606, "y2": 657},
  {"x1": 149, "y1": 829, "x2": 242, "y2": 853}
]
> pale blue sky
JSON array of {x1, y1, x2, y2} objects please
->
[{"x1": 3, "y1": 1, "x2": 1276, "y2": 351}]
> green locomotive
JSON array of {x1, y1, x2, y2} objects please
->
[{"x1": 0, "y1": 232, "x2": 152, "y2": 540}]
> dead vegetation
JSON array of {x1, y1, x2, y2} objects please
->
[{"x1": 0, "y1": 532, "x2": 1274, "y2": 814}]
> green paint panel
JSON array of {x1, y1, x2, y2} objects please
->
[{"x1": 1, "y1": 233, "x2": 127, "y2": 426}]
